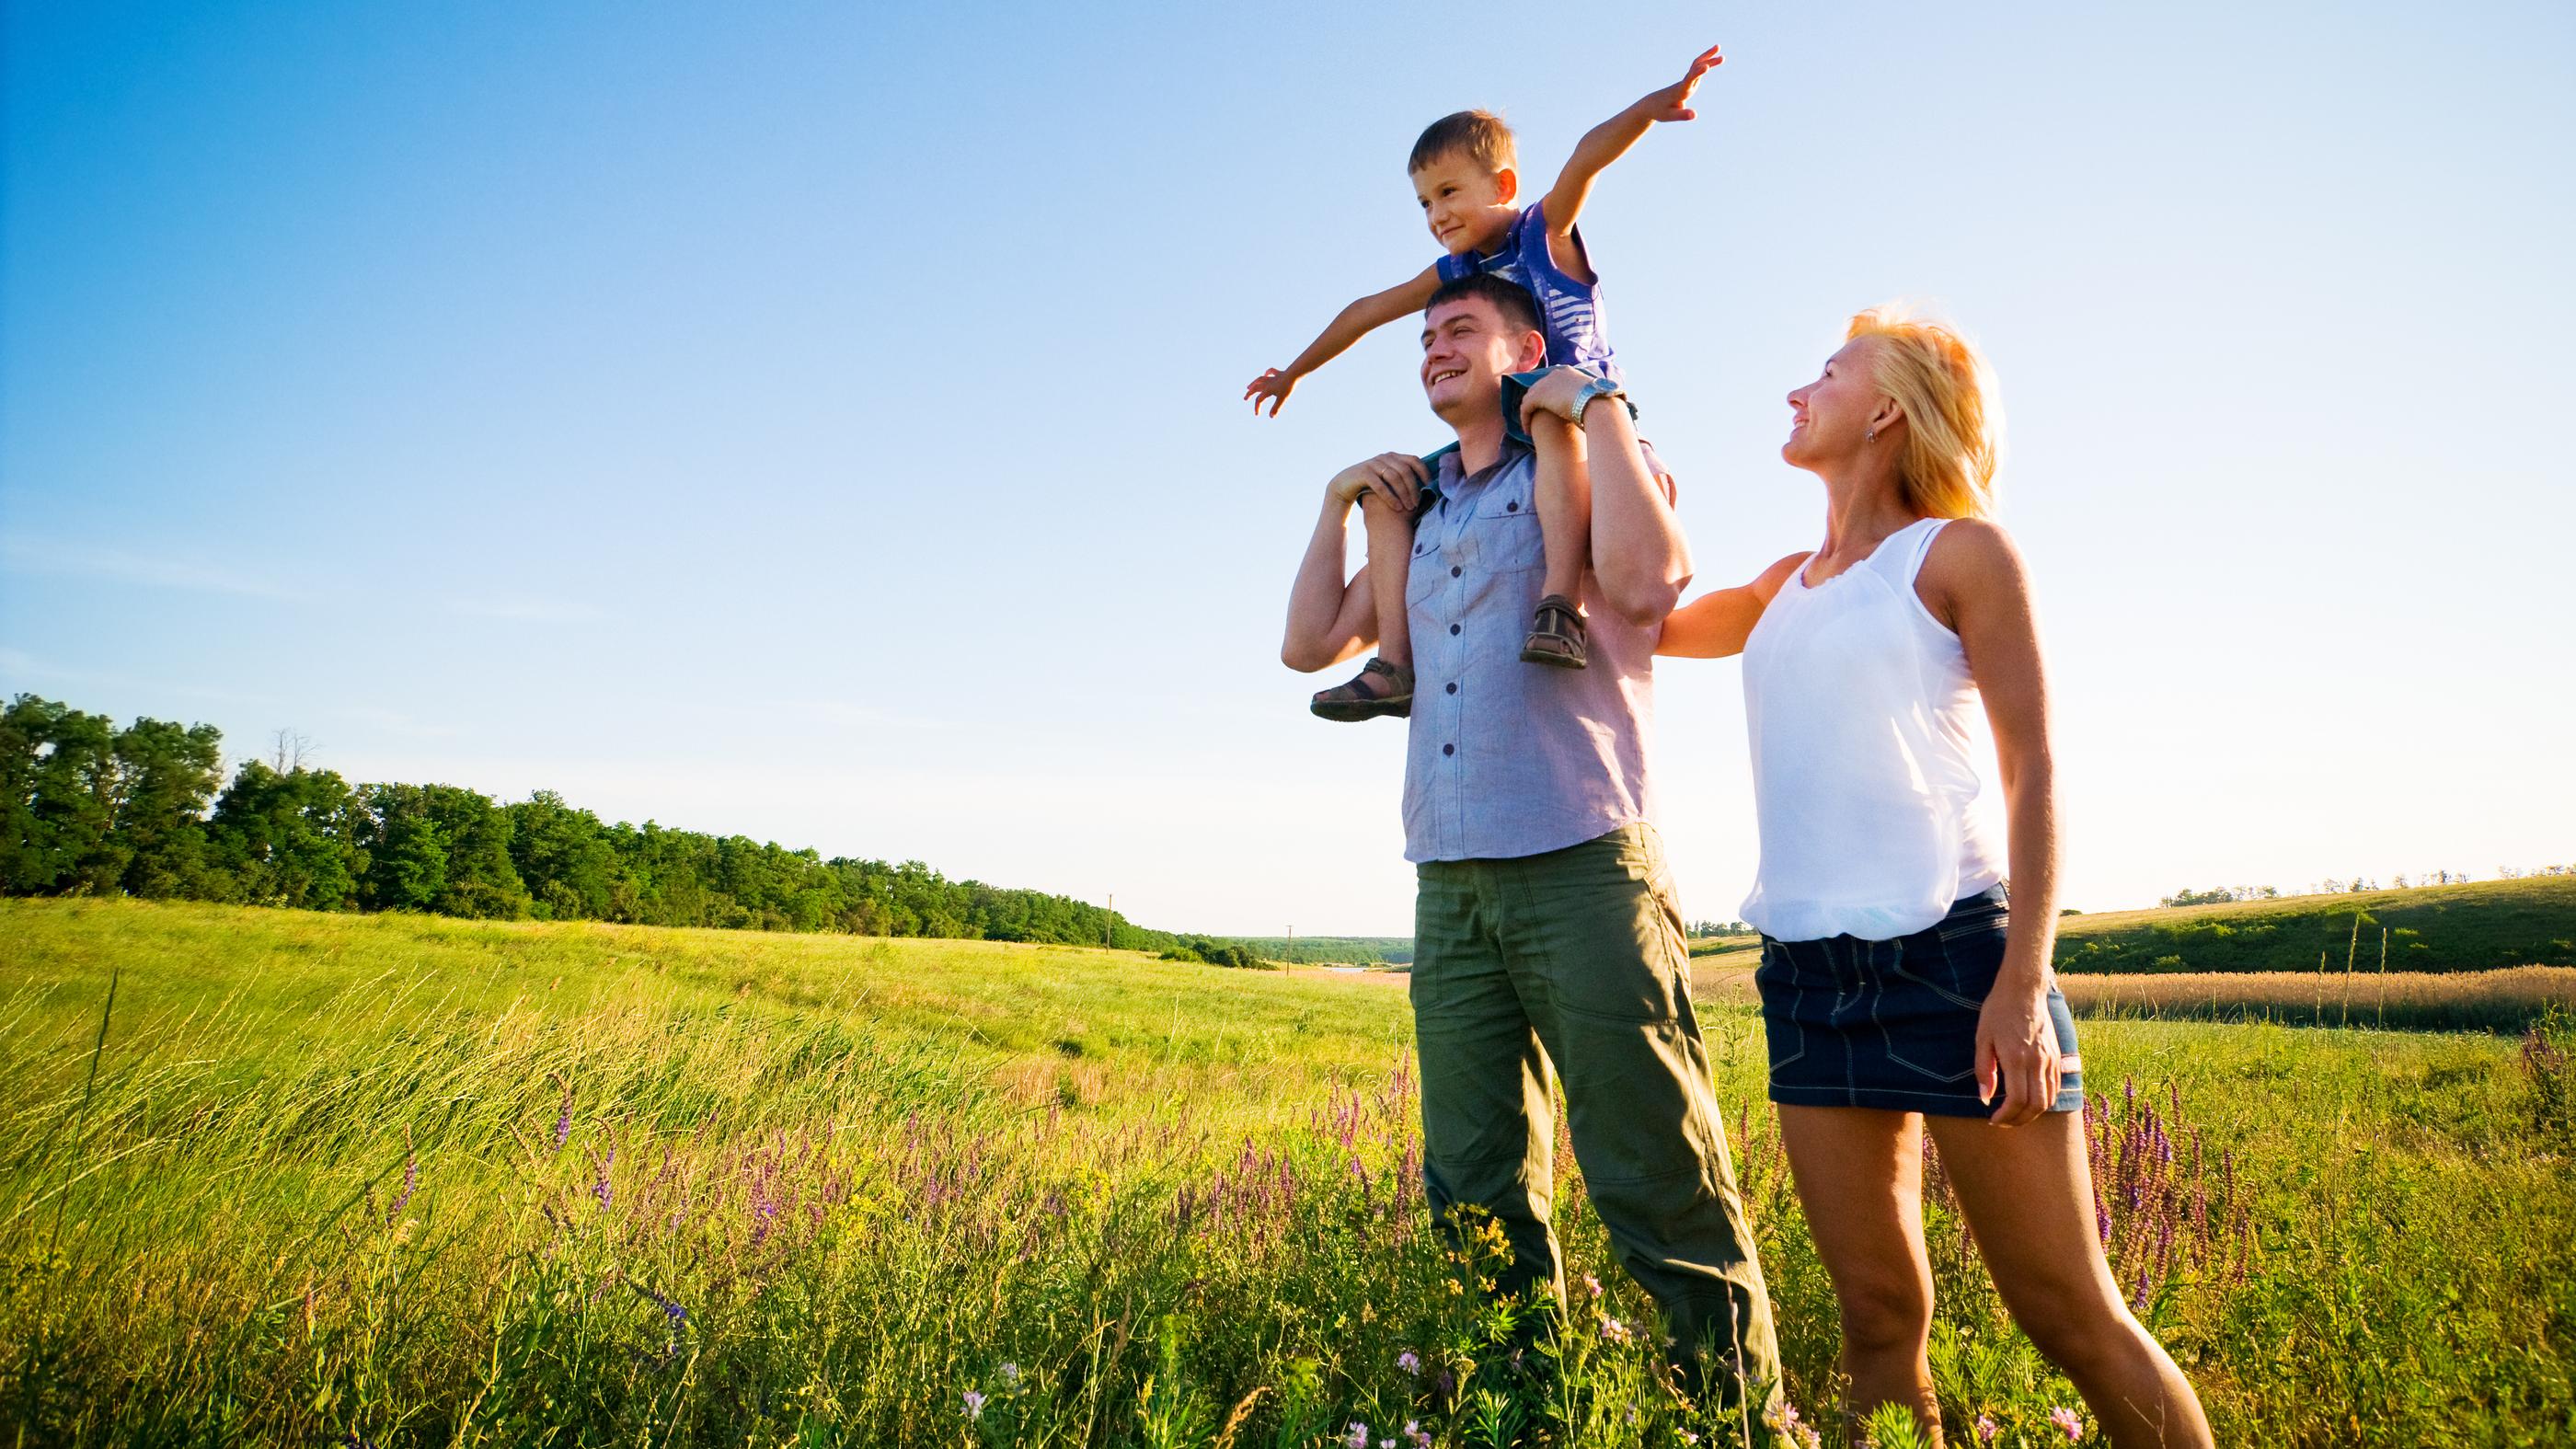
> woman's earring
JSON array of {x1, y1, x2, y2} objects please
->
[{"x1": 1865, "y1": 428, "x2": 1877, "y2": 443}]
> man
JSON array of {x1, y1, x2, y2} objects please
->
[{"x1": 1280, "y1": 272, "x2": 1783, "y2": 1405}]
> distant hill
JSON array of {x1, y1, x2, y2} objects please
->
[
  {"x1": 1235, "y1": 937, "x2": 1413, "y2": 966},
  {"x1": 2054, "y1": 877, "x2": 2576, "y2": 975},
  {"x1": 1683, "y1": 877, "x2": 2576, "y2": 977}
]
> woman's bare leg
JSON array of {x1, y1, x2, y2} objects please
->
[
  {"x1": 1925, "y1": 1112, "x2": 2214, "y2": 1448},
  {"x1": 1777, "y1": 1106, "x2": 1946, "y2": 1444},
  {"x1": 1359, "y1": 493, "x2": 1414, "y2": 670}
]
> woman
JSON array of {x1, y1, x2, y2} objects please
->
[{"x1": 1656, "y1": 308, "x2": 2213, "y2": 1446}]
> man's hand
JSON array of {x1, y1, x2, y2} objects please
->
[
  {"x1": 1328, "y1": 453, "x2": 1429, "y2": 513},
  {"x1": 1635, "y1": 44, "x2": 1722, "y2": 123},
  {"x1": 1245, "y1": 367, "x2": 1300, "y2": 417},
  {"x1": 1517, "y1": 366, "x2": 1602, "y2": 431},
  {"x1": 1974, "y1": 974, "x2": 2064, "y2": 1128}
]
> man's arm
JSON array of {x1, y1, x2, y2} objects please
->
[
  {"x1": 1247, "y1": 264, "x2": 1444, "y2": 417},
  {"x1": 1520, "y1": 373, "x2": 1690, "y2": 627},
  {"x1": 1539, "y1": 44, "x2": 1721, "y2": 283},
  {"x1": 1655, "y1": 553, "x2": 1809, "y2": 658},
  {"x1": 1282, "y1": 454, "x2": 1428, "y2": 669}
]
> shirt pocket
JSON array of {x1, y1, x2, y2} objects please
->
[{"x1": 1475, "y1": 486, "x2": 1546, "y2": 575}]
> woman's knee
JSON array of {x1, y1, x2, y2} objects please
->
[
  {"x1": 1835, "y1": 1269, "x2": 1933, "y2": 1355},
  {"x1": 2013, "y1": 1292, "x2": 2139, "y2": 1375}
]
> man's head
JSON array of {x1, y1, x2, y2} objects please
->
[
  {"x1": 1409, "y1": 109, "x2": 1522, "y2": 258},
  {"x1": 1420, "y1": 275, "x2": 1547, "y2": 426}
]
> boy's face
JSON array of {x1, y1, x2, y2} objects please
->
[{"x1": 1411, "y1": 153, "x2": 1519, "y2": 257}]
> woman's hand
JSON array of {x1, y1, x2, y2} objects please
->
[
  {"x1": 1975, "y1": 972, "x2": 2063, "y2": 1128},
  {"x1": 1327, "y1": 452, "x2": 1428, "y2": 512}
]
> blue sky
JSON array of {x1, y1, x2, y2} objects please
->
[{"x1": 6, "y1": 0, "x2": 2571, "y2": 936}]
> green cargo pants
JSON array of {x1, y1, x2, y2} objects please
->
[{"x1": 1411, "y1": 822, "x2": 1783, "y2": 1405}]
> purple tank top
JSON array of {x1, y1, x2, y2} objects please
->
[{"x1": 1433, "y1": 201, "x2": 1619, "y2": 384}]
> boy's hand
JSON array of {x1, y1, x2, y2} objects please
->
[
  {"x1": 1245, "y1": 367, "x2": 1300, "y2": 417},
  {"x1": 1636, "y1": 43, "x2": 1722, "y2": 122}
]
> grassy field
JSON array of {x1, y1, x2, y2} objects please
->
[
  {"x1": 4, "y1": 900, "x2": 2573, "y2": 1447},
  {"x1": 2051, "y1": 876, "x2": 2576, "y2": 975},
  {"x1": 1674, "y1": 879, "x2": 2576, "y2": 979}
]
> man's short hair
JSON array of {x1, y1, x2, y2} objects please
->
[
  {"x1": 1427, "y1": 273, "x2": 1546, "y2": 343},
  {"x1": 1409, "y1": 109, "x2": 1517, "y2": 177}
]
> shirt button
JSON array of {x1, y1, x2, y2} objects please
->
[
  {"x1": 1450, "y1": 566, "x2": 1461, "y2": 578},
  {"x1": 1507, "y1": 500, "x2": 1520, "y2": 512},
  {"x1": 1445, "y1": 682, "x2": 1457, "y2": 695},
  {"x1": 1449, "y1": 623, "x2": 1460, "y2": 636},
  {"x1": 1443, "y1": 743, "x2": 1455, "y2": 756}
]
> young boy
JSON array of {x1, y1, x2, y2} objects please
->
[{"x1": 1249, "y1": 45, "x2": 1722, "y2": 720}]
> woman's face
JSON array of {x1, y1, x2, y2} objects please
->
[{"x1": 1781, "y1": 338, "x2": 1884, "y2": 472}]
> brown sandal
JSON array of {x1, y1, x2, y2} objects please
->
[
  {"x1": 1520, "y1": 593, "x2": 1588, "y2": 669},
  {"x1": 1310, "y1": 657, "x2": 1414, "y2": 721}
]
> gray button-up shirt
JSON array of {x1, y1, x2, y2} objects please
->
[{"x1": 1402, "y1": 440, "x2": 1660, "y2": 863}]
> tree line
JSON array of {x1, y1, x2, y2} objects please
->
[{"x1": 1, "y1": 695, "x2": 1249, "y2": 956}]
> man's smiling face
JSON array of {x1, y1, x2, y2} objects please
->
[{"x1": 1419, "y1": 294, "x2": 1544, "y2": 424}]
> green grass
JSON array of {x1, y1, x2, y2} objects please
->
[
  {"x1": 2053, "y1": 876, "x2": 2576, "y2": 975},
  {"x1": 4, "y1": 899, "x2": 2573, "y2": 1446}
]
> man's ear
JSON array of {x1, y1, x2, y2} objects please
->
[
  {"x1": 1519, "y1": 332, "x2": 1549, "y2": 372},
  {"x1": 1494, "y1": 167, "x2": 1519, "y2": 205}
]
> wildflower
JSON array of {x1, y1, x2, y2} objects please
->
[
  {"x1": 1974, "y1": 1413, "x2": 2000, "y2": 1444},
  {"x1": 1598, "y1": 1314, "x2": 1631, "y2": 1344},
  {"x1": 1397, "y1": 1349, "x2": 1421, "y2": 1375},
  {"x1": 1680, "y1": 1434, "x2": 1700, "y2": 1446},
  {"x1": 1583, "y1": 1271, "x2": 1604, "y2": 1298},
  {"x1": 2051, "y1": 1405, "x2": 2085, "y2": 1441},
  {"x1": 553, "y1": 1084, "x2": 575, "y2": 1151},
  {"x1": 962, "y1": 1389, "x2": 986, "y2": 1421},
  {"x1": 1344, "y1": 1422, "x2": 1370, "y2": 1449},
  {"x1": 1405, "y1": 1421, "x2": 1431, "y2": 1449},
  {"x1": 385, "y1": 1153, "x2": 417, "y2": 1225},
  {"x1": 999, "y1": 1362, "x2": 1021, "y2": 1387},
  {"x1": 594, "y1": 1146, "x2": 615, "y2": 1210}
]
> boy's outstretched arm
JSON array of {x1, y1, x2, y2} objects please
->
[
  {"x1": 1541, "y1": 43, "x2": 1722, "y2": 283},
  {"x1": 1246, "y1": 263, "x2": 1443, "y2": 417}
]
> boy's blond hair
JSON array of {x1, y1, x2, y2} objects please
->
[
  {"x1": 1846, "y1": 305, "x2": 2004, "y2": 520},
  {"x1": 1409, "y1": 109, "x2": 1517, "y2": 177}
]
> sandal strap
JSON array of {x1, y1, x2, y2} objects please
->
[
  {"x1": 1531, "y1": 594, "x2": 1583, "y2": 631},
  {"x1": 1364, "y1": 658, "x2": 1415, "y2": 691}
]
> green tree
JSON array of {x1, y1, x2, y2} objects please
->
[
  {"x1": 210, "y1": 761, "x2": 369, "y2": 910},
  {"x1": 0, "y1": 696, "x2": 124, "y2": 894},
  {"x1": 507, "y1": 790, "x2": 619, "y2": 920},
  {"x1": 109, "y1": 717, "x2": 225, "y2": 898}
]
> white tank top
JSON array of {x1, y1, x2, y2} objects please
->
[{"x1": 1739, "y1": 516, "x2": 2004, "y2": 942}]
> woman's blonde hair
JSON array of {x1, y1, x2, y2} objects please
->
[{"x1": 1846, "y1": 305, "x2": 2003, "y2": 519}]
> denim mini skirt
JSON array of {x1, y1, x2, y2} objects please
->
[{"x1": 1754, "y1": 886, "x2": 2084, "y2": 1119}]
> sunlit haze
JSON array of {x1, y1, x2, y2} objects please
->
[{"x1": 6, "y1": 1, "x2": 2570, "y2": 936}]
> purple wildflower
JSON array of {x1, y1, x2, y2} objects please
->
[
  {"x1": 553, "y1": 1083, "x2": 575, "y2": 1151},
  {"x1": 385, "y1": 1153, "x2": 417, "y2": 1225},
  {"x1": 962, "y1": 1389, "x2": 986, "y2": 1421},
  {"x1": 1405, "y1": 1421, "x2": 1431, "y2": 1449},
  {"x1": 594, "y1": 1146, "x2": 615, "y2": 1210},
  {"x1": 999, "y1": 1362, "x2": 1020, "y2": 1386},
  {"x1": 1345, "y1": 1422, "x2": 1370, "y2": 1449},
  {"x1": 2051, "y1": 1405, "x2": 2085, "y2": 1441},
  {"x1": 1583, "y1": 1272, "x2": 1604, "y2": 1298},
  {"x1": 1974, "y1": 1413, "x2": 2000, "y2": 1444},
  {"x1": 1397, "y1": 1349, "x2": 1421, "y2": 1375}
]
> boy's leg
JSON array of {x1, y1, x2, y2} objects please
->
[
  {"x1": 1362, "y1": 492, "x2": 1416, "y2": 670},
  {"x1": 1412, "y1": 858, "x2": 1565, "y2": 1313},
  {"x1": 1523, "y1": 415, "x2": 1590, "y2": 668},
  {"x1": 1310, "y1": 496, "x2": 1419, "y2": 719},
  {"x1": 1533, "y1": 420, "x2": 1592, "y2": 605},
  {"x1": 1496, "y1": 825, "x2": 1784, "y2": 1412}
]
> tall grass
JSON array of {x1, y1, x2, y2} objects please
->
[{"x1": 4, "y1": 899, "x2": 2574, "y2": 1445}]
